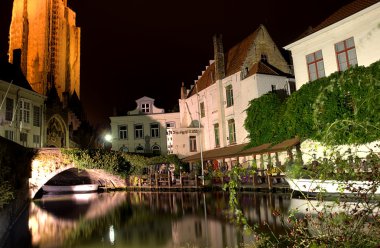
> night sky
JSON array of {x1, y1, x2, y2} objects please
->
[{"x1": 0, "y1": 0, "x2": 354, "y2": 127}]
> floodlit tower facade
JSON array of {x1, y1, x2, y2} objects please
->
[{"x1": 8, "y1": 0, "x2": 80, "y2": 100}]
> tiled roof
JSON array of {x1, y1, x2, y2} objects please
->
[
  {"x1": 225, "y1": 29, "x2": 260, "y2": 77},
  {"x1": 297, "y1": 0, "x2": 380, "y2": 40},
  {"x1": 188, "y1": 63, "x2": 215, "y2": 97},
  {"x1": 187, "y1": 25, "x2": 273, "y2": 98},
  {"x1": 247, "y1": 61, "x2": 292, "y2": 77},
  {"x1": 0, "y1": 60, "x2": 33, "y2": 91}
]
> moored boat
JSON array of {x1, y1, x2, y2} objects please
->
[
  {"x1": 42, "y1": 184, "x2": 99, "y2": 193},
  {"x1": 287, "y1": 178, "x2": 380, "y2": 195}
]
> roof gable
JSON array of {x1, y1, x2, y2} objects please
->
[
  {"x1": 0, "y1": 61, "x2": 33, "y2": 91},
  {"x1": 295, "y1": 0, "x2": 380, "y2": 41}
]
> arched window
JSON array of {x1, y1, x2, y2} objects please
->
[
  {"x1": 135, "y1": 145, "x2": 144, "y2": 153},
  {"x1": 152, "y1": 145, "x2": 161, "y2": 155}
]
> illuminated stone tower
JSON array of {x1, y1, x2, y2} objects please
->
[
  {"x1": 8, "y1": 0, "x2": 81, "y2": 148},
  {"x1": 8, "y1": 0, "x2": 80, "y2": 101}
]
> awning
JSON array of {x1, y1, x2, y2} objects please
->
[
  {"x1": 182, "y1": 143, "x2": 247, "y2": 162},
  {"x1": 182, "y1": 137, "x2": 300, "y2": 162}
]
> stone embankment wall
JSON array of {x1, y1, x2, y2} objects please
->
[{"x1": 0, "y1": 137, "x2": 34, "y2": 246}]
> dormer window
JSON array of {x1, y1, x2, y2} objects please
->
[
  {"x1": 141, "y1": 103, "x2": 150, "y2": 113},
  {"x1": 261, "y1": 54, "x2": 268, "y2": 62}
]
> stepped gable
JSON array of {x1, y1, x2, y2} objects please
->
[
  {"x1": 0, "y1": 60, "x2": 33, "y2": 91},
  {"x1": 297, "y1": 0, "x2": 379, "y2": 40},
  {"x1": 187, "y1": 63, "x2": 215, "y2": 97},
  {"x1": 187, "y1": 27, "x2": 261, "y2": 98}
]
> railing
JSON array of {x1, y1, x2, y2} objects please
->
[{"x1": 127, "y1": 169, "x2": 289, "y2": 190}]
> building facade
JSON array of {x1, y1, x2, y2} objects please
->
[
  {"x1": 8, "y1": 0, "x2": 82, "y2": 148},
  {"x1": 176, "y1": 25, "x2": 294, "y2": 159},
  {"x1": 110, "y1": 96, "x2": 180, "y2": 155},
  {"x1": 284, "y1": 0, "x2": 380, "y2": 89},
  {"x1": 0, "y1": 61, "x2": 45, "y2": 148}
]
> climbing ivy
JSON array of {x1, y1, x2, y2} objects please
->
[
  {"x1": 245, "y1": 60, "x2": 380, "y2": 146},
  {"x1": 244, "y1": 91, "x2": 287, "y2": 147},
  {"x1": 62, "y1": 149, "x2": 185, "y2": 177}
]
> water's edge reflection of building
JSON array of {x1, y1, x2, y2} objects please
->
[{"x1": 22, "y1": 192, "x2": 292, "y2": 248}]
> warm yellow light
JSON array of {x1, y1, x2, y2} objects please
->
[{"x1": 104, "y1": 134, "x2": 112, "y2": 142}]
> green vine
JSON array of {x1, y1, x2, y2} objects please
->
[{"x1": 245, "y1": 60, "x2": 380, "y2": 147}]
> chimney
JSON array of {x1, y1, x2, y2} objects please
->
[
  {"x1": 12, "y1": 49, "x2": 22, "y2": 68},
  {"x1": 213, "y1": 34, "x2": 225, "y2": 80},
  {"x1": 180, "y1": 82, "x2": 187, "y2": 99}
]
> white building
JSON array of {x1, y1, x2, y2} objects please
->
[
  {"x1": 109, "y1": 96, "x2": 180, "y2": 155},
  {"x1": 284, "y1": 0, "x2": 380, "y2": 89},
  {"x1": 0, "y1": 61, "x2": 46, "y2": 148},
  {"x1": 176, "y1": 25, "x2": 294, "y2": 161}
]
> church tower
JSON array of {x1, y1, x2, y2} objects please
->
[
  {"x1": 9, "y1": 0, "x2": 80, "y2": 100},
  {"x1": 8, "y1": 0, "x2": 82, "y2": 148}
]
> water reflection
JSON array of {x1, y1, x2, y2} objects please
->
[{"x1": 7, "y1": 192, "x2": 299, "y2": 248}]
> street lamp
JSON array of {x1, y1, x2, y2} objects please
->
[{"x1": 103, "y1": 134, "x2": 112, "y2": 149}]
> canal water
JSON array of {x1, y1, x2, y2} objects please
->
[{"x1": 4, "y1": 191, "x2": 297, "y2": 248}]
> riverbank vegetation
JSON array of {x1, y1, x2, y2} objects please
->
[{"x1": 61, "y1": 149, "x2": 185, "y2": 178}]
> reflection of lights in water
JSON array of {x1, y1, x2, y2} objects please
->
[
  {"x1": 109, "y1": 225, "x2": 115, "y2": 245},
  {"x1": 72, "y1": 193, "x2": 98, "y2": 202}
]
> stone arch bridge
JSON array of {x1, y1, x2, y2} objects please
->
[{"x1": 30, "y1": 148, "x2": 127, "y2": 198}]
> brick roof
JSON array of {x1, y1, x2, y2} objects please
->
[
  {"x1": 297, "y1": 0, "x2": 380, "y2": 40},
  {"x1": 247, "y1": 61, "x2": 291, "y2": 77},
  {"x1": 187, "y1": 63, "x2": 215, "y2": 97},
  {"x1": 225, "y1": 29, "x2": 260, "y2": 77},
  {"x1": 187, "y1": 26, "x2": 264, "y2": 98}
]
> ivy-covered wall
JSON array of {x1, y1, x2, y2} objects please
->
[
  {"x1": 244, "y1": 60, "x2": 380, "y2": 147},
  {"x1": 62, "y1": 149, "x2": 186, "y2": 176}
]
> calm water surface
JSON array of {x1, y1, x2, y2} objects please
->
[{"x1": 4, "y1": 191, "x2": 296, "y2": 248}]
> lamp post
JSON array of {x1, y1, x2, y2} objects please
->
[{"x1": 104, "y1": 134, "x2": 112, "y2": 149}]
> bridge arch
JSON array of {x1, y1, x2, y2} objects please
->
[{"x1": 29, "y1": 148, "x2": 127, "y2": 199}]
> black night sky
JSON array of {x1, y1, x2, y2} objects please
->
[{"x1": 0, "y1": 0, "x2": 354, "y2": 127}]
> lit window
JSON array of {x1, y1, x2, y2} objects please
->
[
  {"x1": 200, "y1": 102, "x2": 205, "y2": 118},
  {"x1": 141, "y1": 103, "x2": 150, "y2": 113},
  {"x1": 226, "y1": 85, "x2": 234, "y2": 107},
  {"x1": 118, "y1": 125, "x2": 128, "y2": 139},
  {"x1": 261, "y1": 54, "x2": 268, "y2": 62},
  {"x1": 189, "y1": 136, "x2": 197, "y2": 152},
  {"x1": 33, "y1": 106, "x2": 41, "y2": 127},
  {"x1": 306, "y1": 50, "x2": 325, "y2": 81},
  {"x1": 335, "y1": 37, "x2": 357, "y2": 71},
  {"x1": 134, "y1": 124, "x2": 144, "y2": 139},
  {"x1": 150, "y1": 123, "x2": 159, "y2": 138},
  {"x1": 19, "y1": 100, "x2": 30, "y2": 124},
  {"x1": 5, "y1": 98, "x2": 13, "y2": 121},
  {"x1": 228, "y1": 119, "x2": 236, "y2": 145},
  {"x1": 214, "y1": 123, "x2": 220, "y2": 148}
]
